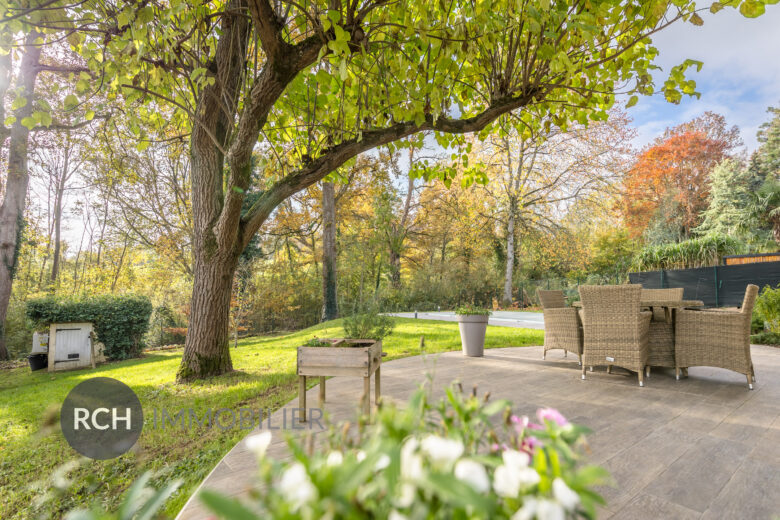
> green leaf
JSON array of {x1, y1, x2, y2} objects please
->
[
  {"x1": 739, "y1": 0, "x2": 765, "y2": 17},
  {"x1": 199, "y1": 490, "x2": 258, "y2": 520},
  {"x1": 85, "y1": 110, "x2": 95, "y2": 121},
  {"x1": 11, "y1": 96, "x2": 27, "y2": 111},
  {"x1": 64, "y1": 94, "x2": 79, "y2": 109},
  {"x1": 710, "y1": 2, "x2": 724, "y2": 13},
  {"x1": 21, "y1": 116, "x2": 36, "y2": 130},
  {"x1": 626, "y1": 95, "x2": 639, "y2": 108},
  {"x1": 690, "y1": 13, "x2": 704, "y2": 25},
  {"x1": 4, "y1": 116, "x2": 16, "y2": 127}
]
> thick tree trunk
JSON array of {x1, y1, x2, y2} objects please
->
[
  {"x1": 0, "y1": 32, "x2": 41, "y2": 360},
  {"x1": 388, "y1": 248, "x2": 401, "y2": 289},
  {"x1": 177, "y1": 252, "x2": 238, "y2": 380},
  {"x1": 321, "y1": 181, "x2": 338, "y2": 321},
  {"x1": 503, "y1": 209, "x2": 516, "y2": 306}
]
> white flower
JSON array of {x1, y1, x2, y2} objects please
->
[
  {"x1": 454, "y1": 459, "x2": 490, "y2": 493},
  {"x1": 502, "y1": 449, "x2": 531, "y2": 469},
  {"x1": 278, "y1": 462, "x2": 317, "y2": 511},
  {"x1": 326, "y1": 451, "x2": 343, "y2": 466},
  {"x1": 536, "y1": 498, "x2": 565, "y2": 520},
  {"x1": 420, "y1": 435, "x2": 464, "y2": 467},
  {"x1": 395, "y1": 482, "x2": 416, "y2": 508},
  {"x1": 356, "y1": 450, "x2": 366, "y2": 462},
  {"x1": 552, "y1": 477, "x2": 580, "y2": 511},
  {"x1": 388, "y1": 510, "x2": 408, "y2": 520},
  {"x1": 375, "y1": 453, "x2": 391, "y2": 471},
  {"x1": 493, "y1": 465, "x2": 540, "y2": 497},
  {"x1": 245, "y1": 432, "x2": 272, "y2": 458},
  {"x1": 400, "y1": 438, "x2": 423, "y2": 481},
  {"x1": 512, "y1": 498, "x2": 538, "y2": 520}
]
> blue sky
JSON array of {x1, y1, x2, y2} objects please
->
[{"x1": 627, "y1": 6, "x2": 780, "y2": 152}]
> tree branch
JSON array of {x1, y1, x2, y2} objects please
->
[{"x1": 239, "y1": 88, "x2": 541, "y2": 249}]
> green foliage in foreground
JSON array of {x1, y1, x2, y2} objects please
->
[
  {"x1": 0, "y1": 318, "x2": 543, "y2": 519},
  {"x1": 200, "y1": 386, "x2": 608, "y2": 519},
  {"x1": 25, "y1": 295, "x2": 154, "y2": 360},
  {"x1": 632, "y1": 234, "x2": 743, "y2": 271}
]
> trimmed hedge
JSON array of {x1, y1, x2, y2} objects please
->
[{"x1": 26, "y1": 295, "x2": 153, "y2": 360}]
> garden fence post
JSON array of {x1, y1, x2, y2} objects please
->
[{"x1": 714, "y1": 266, "x2": 719, "y2": 307}]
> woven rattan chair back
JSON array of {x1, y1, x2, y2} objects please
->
[
  {"x1": 579, "y1": 284, "x2": 644, "y2": 331},
  {"x1": 578, "y1": 284, "x2": 650, "y2": 386},
  {"x1": 537, "y1": 289, "x2": 565, "y2": 309},
  {"x1": 641, "y1": 288, "x2": 684, "y2": 301},
  {"x1": 740, "y1": 284, "x2": 759, "y2": 315}
]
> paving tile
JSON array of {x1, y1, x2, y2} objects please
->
[
  {"x1": 701, "y1": 458, "x2": 780, "y2": 520},
  {"x1": 611, "y1": 492, "x2": 701, "y2": 520},
  {"x1": 643, "y1": 435, "x2": 752, "y2": 512}
]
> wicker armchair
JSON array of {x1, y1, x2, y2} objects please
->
[
  {"x1": 675, "y1": 284, "x2": 759, "y2": 389},
  {"x1": 641, "y1": 288, "x2": 684, "y2": 371},
  {"x1": 538, "y1": 289, "x2": 582, "y2": 364},
  {"x1": 578, "y1": 284, "x2": 652, "y2": 387}
]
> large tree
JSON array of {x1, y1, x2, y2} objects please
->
[
  {"x1": 622, "y1": 112, "x2": 742, "y2": 240},
  {"x1": 6, "y1": 0, "x2": 767, "y2": 377}
]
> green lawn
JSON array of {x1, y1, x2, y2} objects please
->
[{"x1": 0, "y1": 318, "x2": 542, "y2": 518}]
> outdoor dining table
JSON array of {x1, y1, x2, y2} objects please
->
[{"x1": 572, "y1": 299, "x2": 704, "y2": 319}]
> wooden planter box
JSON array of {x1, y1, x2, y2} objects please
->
[{"x1": 297, "y1": 339, "x2": 382, "y2": 420}]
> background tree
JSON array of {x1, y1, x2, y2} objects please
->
[
  {"x1": 623, "y1": 112, "x2": 742, "y2": 241},
  {"x1": 474, "y1": 111, "x2": 633, "y2": 305}
]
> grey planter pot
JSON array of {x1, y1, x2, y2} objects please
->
[{"x1": 457, "y1": 314, "x2": 489, "y2": 357}]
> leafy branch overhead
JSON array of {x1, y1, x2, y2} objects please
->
[{"x1": 4, "y1": 0, "x2": 770, "y2": 242}]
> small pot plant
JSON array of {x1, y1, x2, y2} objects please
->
[{"x1": 455, "y1": 305, "x2": 492, "y2": 357}]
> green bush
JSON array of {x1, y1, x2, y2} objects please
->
[
  {"x1": 751, "y1": 331, "x2": 780, "y2": 346},
  {"x1": 4, "y1": 298, "x2": 34, "y2": 359},
  {"x1": 146, "y1": 305, "x2": 186, "y2": 348},
  {"x1": 632, "y1": 234, "x2": 743, "y2": 271},
  {"x1": 343, "y1": 306, "x2": 394, "y2": 340},
  {"x1": 754, "y1": 284, "x2": 780, "y2": 334},
  {"x1": 26, "y1": 295, "x2": 153, "y2": 360}
]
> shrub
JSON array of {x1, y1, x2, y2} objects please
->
[
  {"x1": 754, "y1": 284, "x2": 780, "y2": 334},
  {"x1": 200, "y1": 385, "x2": 609, "y2": 519},
  {"x1": 26, "y1": 295, "x2": 153, "y2": 360},
  {"x1": 455, "y1": 305, "x2": 492, "y2": 316},
  {"x1": 146, "y1": 305, "x2": 186, "y2": 347},
  {"x1": 632, "y1": 234, "x2": 743, "y2": 271},
  {"x1": 343, "y1": 306, "x2": 395, "y2": 340},
  {"x1": 750, "y1": 331, "x2": 780, "y2": 346}
]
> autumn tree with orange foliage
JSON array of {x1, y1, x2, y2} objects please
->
[{"x1": 623, "y1": 112, "x2": 742, "y2": 241}]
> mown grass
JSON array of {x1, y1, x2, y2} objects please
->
[{"x1": 0, "y1": 318, "x2": 542, "y2": 518}]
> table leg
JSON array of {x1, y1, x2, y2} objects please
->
[
  {"x1": 363, "y1": 376, "x2": 371, "y2": 419},
  {"x1": 319, "y1": 376, "x2": 326, "y2": 405},
  {"x1": 375, "y1": 367, "x2": 381, "y2": 405},
  {"x1": 299, "y1": 375, "x2": 307, "y2": 422}
]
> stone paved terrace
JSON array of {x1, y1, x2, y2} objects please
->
[{"x1": 177, "y1": 345, "x2": 780, "y2": 520}]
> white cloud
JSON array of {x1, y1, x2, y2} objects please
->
[{"x1": 628, "y1": 6, "x2": 780, "y2": 152}]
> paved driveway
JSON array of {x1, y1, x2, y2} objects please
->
[{"x1": 388, "y1": 310, "x2": 545, "y2": 329}]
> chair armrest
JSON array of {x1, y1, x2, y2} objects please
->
[
  {"x1": 677, "y1": 308, "x2": 746, "y2": 327},
  {"x1": 639, "y1": 310, "x2": 652, "y2": 334}
]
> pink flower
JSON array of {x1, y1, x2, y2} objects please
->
[
  {"x1": 521, "y1": 435, "x2": 542, "y2": 454},
  {"x1": 511, "y1": 415, "x2": 543, "y2": 434},
  {"x1": 537, "y1": 408, "x2": 569, "y2": 427}
]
